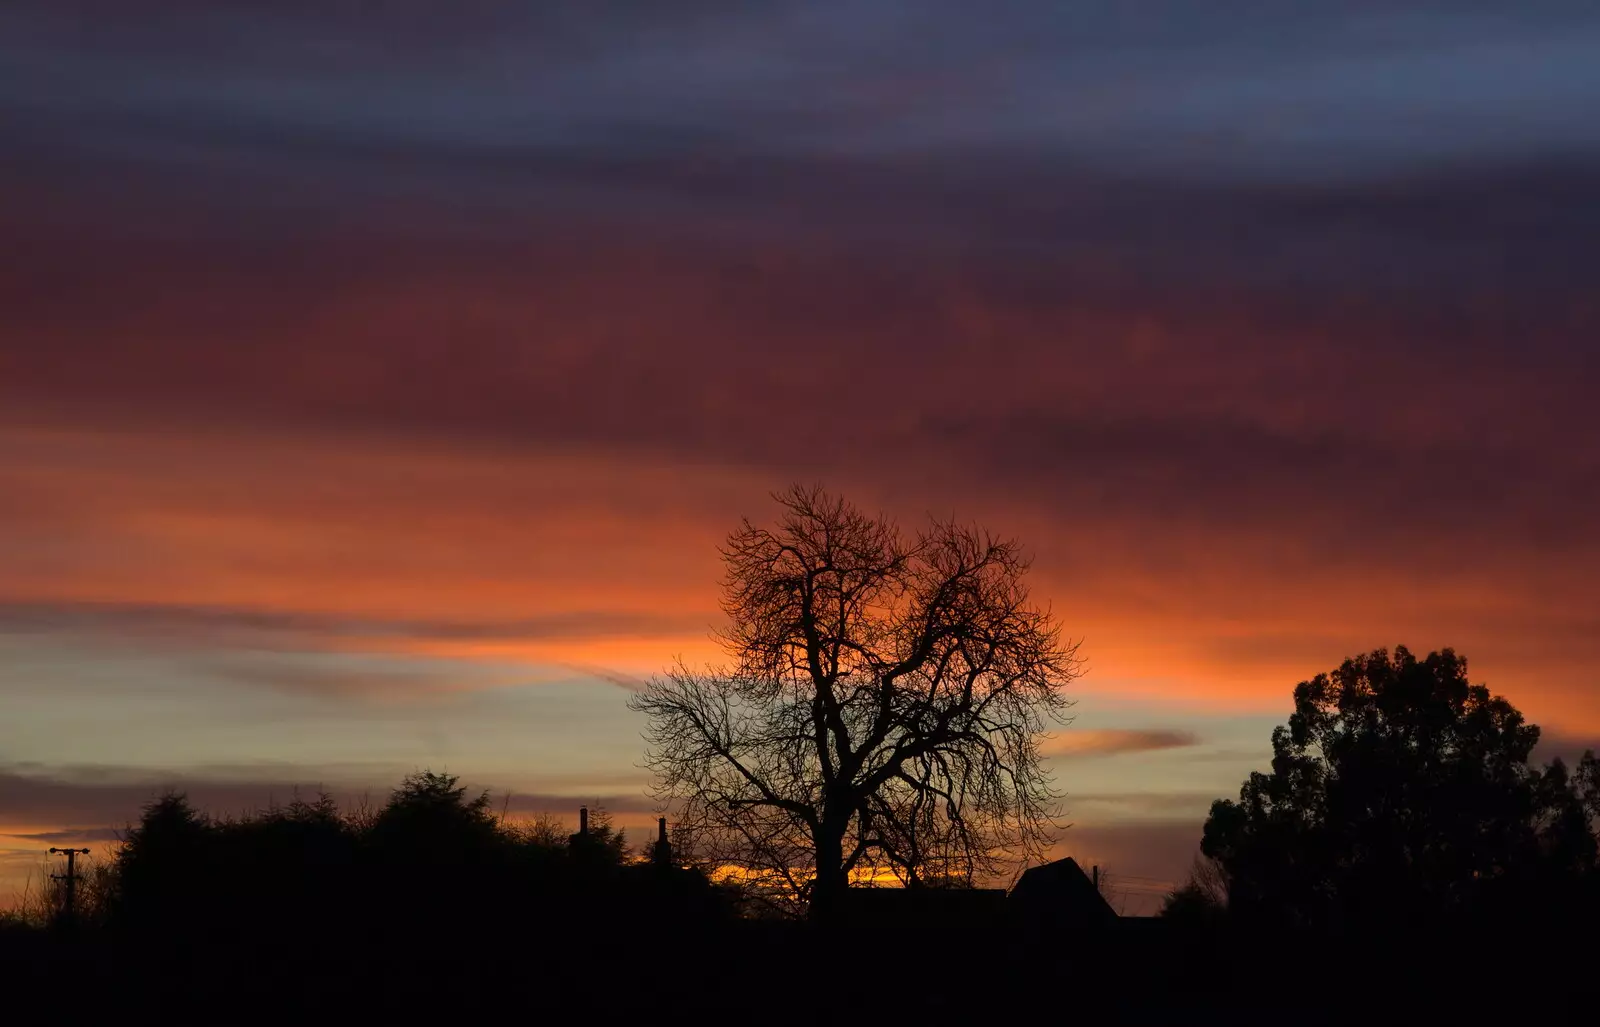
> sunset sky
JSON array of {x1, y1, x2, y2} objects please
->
[{"x1": 3, "y1": 2, "x2": 1598, "y2": 912}]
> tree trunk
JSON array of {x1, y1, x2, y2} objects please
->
[{"x1": 809, "y1": 825, "x2": 848, "y2": 922}]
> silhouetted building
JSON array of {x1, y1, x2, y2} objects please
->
[
  {"x1": 828, "y1": 858, "x2": 1125, "y2": 931},
  {"x1": 1007, "y1": 857, "x2": 1118, "y2": 931},
  {"x1": 651, "y1": 817, "x2": 673, "y2": 866},
  {"x1": 569, "y1": 805, "x2": 590, "y2": 849}
]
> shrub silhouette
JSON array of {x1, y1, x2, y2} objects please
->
[
  {"x1": 1159, "y1": 855, "x2": 1227, "y2": 924},
  {"x1": 91, "y1": 768, "x2": 736, "y2": 980},
  {"x1": 112, "y1": 792, "x2": 214, "y2": 934},
  {"x1": 368, "y1": 771, "x2": 501, "y2": 856}
]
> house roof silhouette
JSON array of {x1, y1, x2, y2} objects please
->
[
  {"x1": 829, "y1": 856, "x2": 1122, "y2": 931},
  {"x1": 1007, "y1": 857, "x2": 1119, "y2": 928}
]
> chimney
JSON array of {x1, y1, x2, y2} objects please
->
[
  {"x1": 1093, "y1": 865, "x2": 1099, "y2": 891},
  {"x1": 652, "y1": 816, "x2": 673, "y2": 867},
  {"x1": 569, "y1": 805, "x2": 597, "y2": 853}
]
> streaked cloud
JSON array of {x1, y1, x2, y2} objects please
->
[
  {"x1": 0, "y1": 600, "x2": 713, "y2": 650},
  {"x1": 9, "y1": 827, "x2": 123, "y2": 845},
  {"x1": 559, "y1": 663, "x2": 652, "y2": 693},
  {"x1": 1046, "y1": 730, "x2": 1201, "y2": 759},
  {"x1": 7, "y1": 2, "x2": 1600, "y2": 184},
  {"x1": 0, "y1": 763, "x2": 656, "y2": 833}
]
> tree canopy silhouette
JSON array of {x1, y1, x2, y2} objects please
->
[
  {"x1": 87, "y1": 770, "x2": 729, "y2": 963},
  {"x1": 1201, "y1": 646, "x2": 1598, "y2": 930},
  {"x1": 629, "y1": 485, "x2": 1079, "y2": 916},
  {"x1": 368, "y1": 770, "x2": 503, "y2": 860}
]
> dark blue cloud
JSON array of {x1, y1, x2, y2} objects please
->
[
  {"x1": 6, "y1": 1, "x2": 1600, "y2": 184},
  {"x1": 4, "y1": 2, "x2": 1596, "y2": 317}
]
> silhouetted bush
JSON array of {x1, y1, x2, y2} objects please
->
[{"x1": 88, "y1": 768, "x2": 738, "y2": 985}]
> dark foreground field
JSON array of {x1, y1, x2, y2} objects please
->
[{"x1": 4, "y1": 917, "x2": 1586, "y2": 1025}]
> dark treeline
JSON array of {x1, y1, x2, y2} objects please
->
[
  {"x1": 5, "y1": 650, "x2": 1598, "y2": 1022},
  {"x1": 111, "y1": 775, "x2": 733, "y2": 941},
  {"x1": 3, "y1": 772, "x2": 744, "y2": 1018}
]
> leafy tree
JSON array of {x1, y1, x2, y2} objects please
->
[
  {"x1": 630, "y1": 485, "x2": 1079, "y2": 917},
  {"x1": 82, "y1": 772, "x2": 738, "y2": 965},
  {"x1": 212, "y1": 791, "x2": 356, "y2": 934},
  {"x1": 1201, "y1": 646, "x2": 1597, "y2": 929},
  {"x1": 368, "y1": 770, "x2": 503, "y2": 863},
  {"x1": 1580, "y1": 750, "x2": 1600, "y2": 828},
  {"x1": 112, "y1": 792, "x2": 217, "y2": 932}
]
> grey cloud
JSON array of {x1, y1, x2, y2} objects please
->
[
  {"x1": 0, "y1": 763, "x2": 657, "y2": 836},
  {"x1": 213, "y1": 663, "x2": 488, "y2": 702},
  {"x1": 1048, "y1": 730, "x2": 1201, "y2": 759},
  {"x1": 0, "y1": 600, "x2": 708, "y2": 647},
  {"x1": 1065, "y1": 791, "x2": 1220, "y2": 817},
  {"x1": 559, "y1": 664, "x2": 651, "y2": 693},
  {"x1": 210, "y1": 654, "x2": 640, "y2": 705},
  {"x1": 1533, "y1": 731, "x2": 1600, "y2": 766},
  {"x1": 500, "y1": 793, "x2": 658, "y2": 819},
  {"x1": 9, "y1": 827, "x2": 123, "y2": 845},
  {"x1": 0, "y1": 767, "x2": 294, "y2": 829}
]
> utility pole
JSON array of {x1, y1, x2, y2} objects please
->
[{"x1": 49, "y1": 847, "x2": 91, "y2": 920}]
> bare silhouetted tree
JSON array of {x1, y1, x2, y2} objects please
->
[
  {"x1": 629, "y1": 485, "x2": 1079, "y2": 917},
  {"x1": 1160, "y1": 854, "x2": 1228, "y2": 922}
]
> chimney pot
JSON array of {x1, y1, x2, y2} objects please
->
[
  {"x1": 658, "y1": 817, "x2": 668, "y2": 843},
  {"x1": 579, "y1": 806, "x2": 589, "y2": 835}
]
